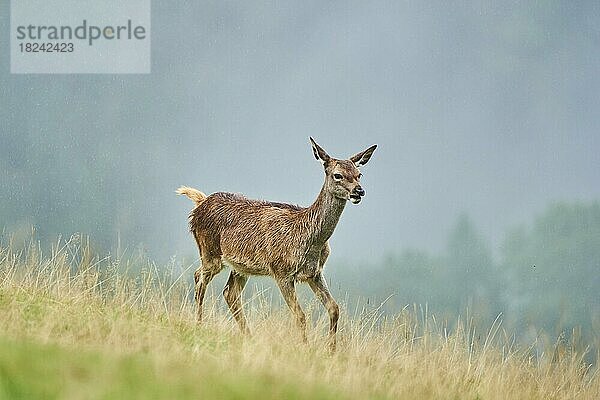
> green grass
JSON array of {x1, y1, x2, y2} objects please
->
[
  {"x1": 0, "y1": 338, "x2": 343, "y2": 400},
  {"x1": 0, "y1": 236, "x2": 598, "y2": 399}
]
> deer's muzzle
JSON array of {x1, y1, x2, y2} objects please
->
[{"x1": 349, "y1": 186, "x2": 365, "y2": 204}]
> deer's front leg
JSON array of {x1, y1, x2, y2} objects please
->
[
  {"x1": 275, "y1": 278, "x2": 307, "y2": 343},
  {"x1": 308, "y1": 273, "x2": 339, "y2": 352}
]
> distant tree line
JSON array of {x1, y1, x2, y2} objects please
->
[{"x1": 330, "y1": 202, "x2": 600, "y2": 348}]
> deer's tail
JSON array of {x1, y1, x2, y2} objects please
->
[{"x1": 176, "y1": 186, "x2": 207, "y2": 206}]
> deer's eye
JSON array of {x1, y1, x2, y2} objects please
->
[{"x1": 333, "y1": 173, "x2": 343, "y2": 180}]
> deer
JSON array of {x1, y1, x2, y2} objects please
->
[{"x1": 176, "y1": 137, "x2": 377, "y2": 351}]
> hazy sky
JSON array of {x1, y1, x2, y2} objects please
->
[{"x1": 1, "y1": 1, "x2": 599, "y2": 262}]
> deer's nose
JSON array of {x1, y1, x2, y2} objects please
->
[{"x1": 354, "y1": 186, "x2": 365, "y2": 197}]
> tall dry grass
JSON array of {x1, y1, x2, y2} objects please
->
[{"x1": 0, "y1": 234, "x2": 598, "y2": 399}]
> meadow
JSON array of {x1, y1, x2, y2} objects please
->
[{"x1": 0, "y1": 235, "x2": 598, "y2": 400}]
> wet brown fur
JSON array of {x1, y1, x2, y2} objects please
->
[{"x1": 177, "y1": 138, "x2": 377, "y2": 351}]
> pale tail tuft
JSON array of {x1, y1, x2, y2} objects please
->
[{"x1": 176, "y1": 186, "x2": 207, "y2": 205}]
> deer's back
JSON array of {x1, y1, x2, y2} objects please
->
[{"x1": 190, "y1": 192, "x2": 317, "y2": 276}]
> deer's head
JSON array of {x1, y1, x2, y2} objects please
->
[{"x1": 310, "y1": 137, "x2": 377, "y2": 205}]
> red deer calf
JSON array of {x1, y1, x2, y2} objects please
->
[{"x1": 177, "y1": 137, "x2": 377, "y2": 351}]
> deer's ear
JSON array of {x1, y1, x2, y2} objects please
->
[
  {"x1": 350, "y1": 144, "x2": 377, "y2": 167},
  {"x1": 309, "y1": 137, "x2": 331, "y2": 164}
]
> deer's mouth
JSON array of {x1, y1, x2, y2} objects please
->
[{"x1": 349, "y1": 194, "x2": 362, "y2": 204}]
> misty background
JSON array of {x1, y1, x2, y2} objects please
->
[{"x1": 1, "y1": 2, "x2": 599, "y2": 346}]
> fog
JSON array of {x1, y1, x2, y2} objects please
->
[{"x1": 1, "y1": 2, "x2": 599, "y2": 342}]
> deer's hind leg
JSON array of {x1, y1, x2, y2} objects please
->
[
  {"x1": 194, "y1": 256, "x2": 222, "y2": 322},
  {"x1": 223, "y1": 271, "x2": 250, "y2": 335}
]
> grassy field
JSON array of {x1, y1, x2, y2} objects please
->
[{"x1": 0, "y1": 236, "x2": 598, "y2": 399}]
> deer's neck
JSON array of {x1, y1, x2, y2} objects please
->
[{"x1": 306, "y1": 183, "x2": 347, "y2": 245}]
